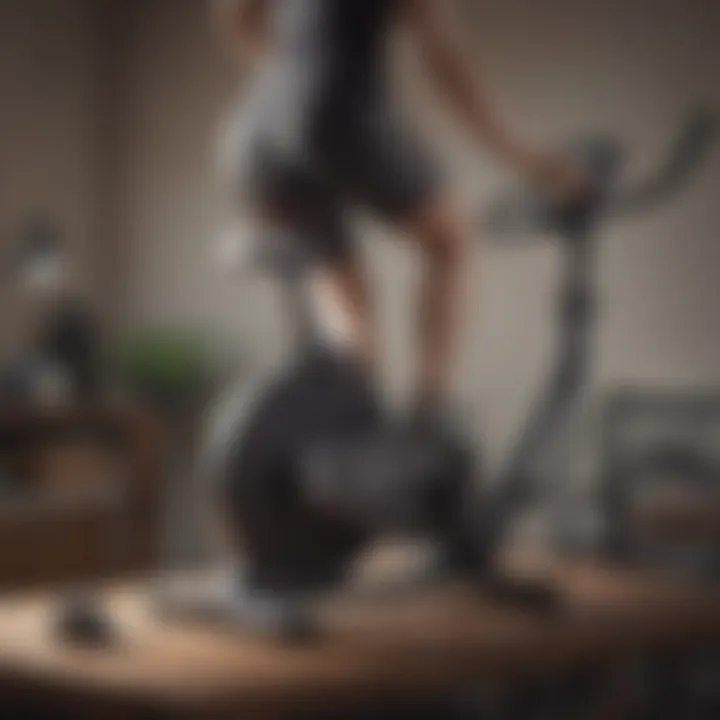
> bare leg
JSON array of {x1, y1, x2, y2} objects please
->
[
  {"x1": 402, "y1": 197, "x2": 472, "y2": 406},
  {"x1": 235, "y1": 203, "x2": 377, "y2": 371},
  {"x1": 310, "y1": 196, "x2": 472, "y2": 405},
  {"x1": 298, "y1": 194, "x2": 472, "y2": 406},
  {"x1": 311, "y1": 258, "x2": 377, "y2": 371}
]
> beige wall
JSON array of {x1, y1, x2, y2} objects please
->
[
  {"x1": 0, "y1": 0, "x2": 102, "y2": 356},
  {"x1": 101, "y1": 0, "x2": 720, "y2": 455},
  {"x1": 100, "y1": 0, "x2": 236, "y2": 337}
]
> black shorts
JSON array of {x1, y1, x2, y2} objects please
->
[{"x1": 234, "y1": 100, "x2": 444, "y2": 263}]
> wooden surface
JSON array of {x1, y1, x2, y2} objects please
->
[{"x1": 0, "y1": 555, "x2": 719, "y2": 718}]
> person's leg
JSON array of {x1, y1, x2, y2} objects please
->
[
  {"x1": 328, "y1": 106, "x2": 471, "y2": 409},
  {"x1": 311, "y1": 191, "x2": 472, "y2": 410},
  {"x1": 245, "y1": 208, "x2": 377, "y2": 370},
  {"x1": 401, "y1": 196, "x2": 472, "y2": 408},
  {"x1": 309, "y1": 256, "x2": 377, "y2": 371},
  {"x1": 238, "y1": 147, "x2": 378, "y2": 372},
  {"x1": 224, "y1": 97, "x2": 381, "y2": 377}
]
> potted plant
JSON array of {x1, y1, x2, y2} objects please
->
[{"x1": 113, "y1": 328, "x2": 214, "y2": 415}]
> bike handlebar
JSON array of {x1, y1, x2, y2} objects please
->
[
  {"x1": 481, "y1": 106, "x2": 718, "y2": 242},
  {"x1": 609, "y1": 108, "x2": 717, "y2": 216}
]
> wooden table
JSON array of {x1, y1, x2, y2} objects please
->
[{"x1": 0, "y1": 556, "x2": 719, "y2": 719}]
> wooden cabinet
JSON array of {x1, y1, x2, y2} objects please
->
[{"x1": 0, "y1": 405, "x2": 166, "y2": 592}]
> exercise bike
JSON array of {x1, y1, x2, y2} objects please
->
[
  {"x1": 479, "y1": 107, "x2": 716, "y2": 559},
  {"x1": 156, "y1": 108, "x2": 716, "y2": 642}
]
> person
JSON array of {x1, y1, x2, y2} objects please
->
[{"x1": 212, "y1": 0, "x2": 586, "y2": 418}]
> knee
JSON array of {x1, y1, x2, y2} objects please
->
[{"x1": 410, "y1": 202, "x2": 472, "y2": 268}]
